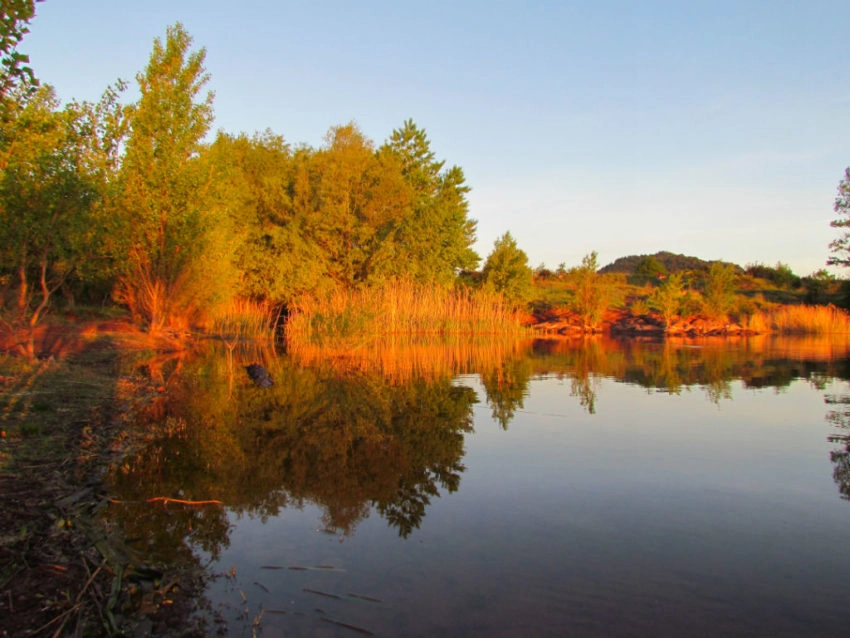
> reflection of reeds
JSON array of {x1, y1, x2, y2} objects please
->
[
  {"x1": 288, "y1": 333, "x2": 532, "y2": 383},
  {"x1": 206, "y1": 299, "x2": 278, "y2": 341},
  {"x1": 285, "y1": 281, "x2": 526, "y2": 344},
  {"x1": 763, "y1": 305, "x2": 850, "y2": 335}
]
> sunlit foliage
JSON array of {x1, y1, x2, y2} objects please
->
[
  {"x1": 112, "y1": 24, "x2": 237, "y2": 333},
  {"x1": 481, "y1": 231, "x2": 533, "y2": 306}
]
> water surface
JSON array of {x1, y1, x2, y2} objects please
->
[{"x1": 108, "y1": 336, "x2": 850, "y2": 636}]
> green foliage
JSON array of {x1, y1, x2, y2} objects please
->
[
  {"x1": 567, "y1": 251, "x2": 620, "y2": 331},
  {"x1": 381, "y1": 119, "x2": 479, "y2": 284},
  {"x1": 113, "y1": 24, "x2": 236, "y2": 332},
  {"x1": 0, "y1": 0, "x2": 40, "y2": 103},
  {"x1": 702, "y1": 262, "x2": 738, "y2": 319},
  {"x1": 650, "y1": 272, "x2": 685, "y2": 328},
  {"x1": 0, "y1": 86, "x2": 104, "y2": 328},
  {"x1": 481, "y1": 232, "x2": 533, "y2": 306},
  {"x1": 829, "y1": 167, "x2": 850, "y2": 268},
  {"x1": 745, "y1": 261, "x2": 801, "y2": 289},
  {"x1": 630, "y1": 255, "x2": 668, "y2": 285}
]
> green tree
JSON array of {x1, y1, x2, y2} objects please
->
[
  {"x1": 113, "y1": 24, "x2": 235, "y2": 332},
  {"x1": 208, "y1": 130, "x2": 328, "y2": 305},
  {"x1": 650, "y1": 271, "x2": 685, "y2": 329},
  {"x1": 702, "y1": 262, "x2": 737, "y2": 319},
  {"x1": 0, "y1": 87, "x2": 104, "y2": 336},
  {"x1": 481, "y1": 232, "x2": 533, "y2": 306},
  {"x1": 569, "y1": 251, "x2": 619, "y2": 332},
  {"x1": 382, "y1": 120, "x2": 479, "y2": 284},
  {"x1": 829, "y1": 167, "x2": 850, "y2": 268},
  {"x1": 0, "y1": 0, "x2": 40, "y2": 103}
]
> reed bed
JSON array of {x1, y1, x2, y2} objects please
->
[
  {"x1": 285, "y1": 281, "x2": 527, "y2": 344},
  {"x1": 761, "y1": 304, "x2": 850, "y2": 335}
]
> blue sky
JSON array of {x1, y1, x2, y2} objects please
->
[{"x1": 23, "y1": 0, "x2": 850, "y2": 275}]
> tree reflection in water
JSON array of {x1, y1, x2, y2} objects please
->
[
  {"x1": 826, "y1": 390, "x2": 850, "y2": 500},
  {"x1": 106, "y1": 345, "x2": 478, "y2": 573},
  {"x1": 105, "y1": 335, "x2": 850, "y2": 578}
]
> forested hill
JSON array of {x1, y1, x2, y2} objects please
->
[{"x1": 599, "y1": 251, "x2": 743, "y2": 275}]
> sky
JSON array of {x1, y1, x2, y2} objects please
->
[{"x1": 21, "y1": 0, "x2": 850, "y2": 276}]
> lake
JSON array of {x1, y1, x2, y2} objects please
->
[{"x1": 107, "y1": 336, "x2": 850, "y2": 637}]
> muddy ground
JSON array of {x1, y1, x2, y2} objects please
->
[{"x1": 0, "y1": 322, "x2": 216, "y2": 637}]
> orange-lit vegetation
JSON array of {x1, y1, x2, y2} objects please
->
[
  {"x1": 2, "y1": 20, "x2": 850, "y2": 355},
  {"x1": 289, "y1": 332, "x2": 532, "y2": 384},
  {"x1": 286, "y1": 280, "x2": 527, "y2": 343}
]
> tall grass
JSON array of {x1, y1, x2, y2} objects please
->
[
  {"x1": 766, "y1": 304, "x2": 850, "y2": 335},
  {"x1": 285, "y1": 280, "x2": 527, "y2": 345}
]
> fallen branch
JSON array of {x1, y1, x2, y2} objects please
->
[
  {"x1": 146, "y1": 496, "x2": 222, "y2": 506},
  {"x1": 108, "y1": 496, "x2": 222, "y2": 506}
]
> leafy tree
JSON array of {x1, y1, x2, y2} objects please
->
[
  {"x1": 702, "y1": 262, "x2": 737, "y2": 319},
  {"x1": 481, "y1": 232, "x2": 533, "y2": 306},
  {"x1": 0, "y1": 87, "x2": 102, "y2": 335},
  {"x1": 113, "y1": 24, "x2": 235, "y2": 332},
  {"x1": 303, "y1": 123, "x2": 413, "y2": 288},
  {"x1": 0, "y1": 0, "x2": 40, "y2": 103},
  {"x1": 569, "y1": 251, "x2": 619, "y2": 332},
  {"x1": 209, "y1": 131, "x2": 329, "y2": 305},
  {"x1": 381, "y1": 120, "x2": 479, "y2": 284},
  {"x1": 650, "y1": 271, "x2": 685, "y2": 329},
  {"x1": 829, "y1": 167, "x2": 850, "y2": 268}
]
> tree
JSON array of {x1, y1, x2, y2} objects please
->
[
  {"x1": 113, "y1": 24, "x2": 235, "y2": 332},
  {"x1": 381, "y1": 120, "x2": 479, "y2": 284},
  {"x1": 0, "y1": 0, "x2": 40, "y2": 104},
  {"x1": 481, "y1": 232, "x2": 533, "y2": 306},
  {"x1": 0, "y1": 87, "x2": 99, "y2": 333},
  {"x1": 702, "y1": 262, "x2": 737, "y2": 319},
  {"x1": 829, "y1": 168, "x2": 850, "y2": 268},
  {"x1": 303, "y1": 123, "x2": 413, "y2": 289},
  {"x1": 650, "y1": 271, "x2": 685, "y2": 329},
  {"x1": 569, "y1": 251, "x2": 619, "y2": 332}
]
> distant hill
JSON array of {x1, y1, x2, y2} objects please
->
[{"x1": 599, "y1": 251, "x2": 742, "y2": 275}]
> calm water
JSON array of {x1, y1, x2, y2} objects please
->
[{"x1": 108, "y1": 337, "x2": 850, "y2": 637}]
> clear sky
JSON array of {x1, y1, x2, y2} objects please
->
[{"x1": 21, "y1": 0, "x2": 850, "y2": 276}]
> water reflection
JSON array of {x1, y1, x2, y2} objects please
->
[
  {"x1": 103, "y1": 335, "x2": 850, "y2": 635},
  {"x1": 826, "y1": 390, "x2": 850, "y2": 500},
  {"x1": 106, "y1": 345, "x2": 478, "y2": 571}
]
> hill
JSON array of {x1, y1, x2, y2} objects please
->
[{"x1": 599, "y1": 251, "x2": 742, "y2": 275}]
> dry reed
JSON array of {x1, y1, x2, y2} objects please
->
[
  {"x1": 285, "y1": 280, "x2": 527, "y2": 344},
  {"x1": 759, "y1": 304, "x2": 850, "y2": 335}
]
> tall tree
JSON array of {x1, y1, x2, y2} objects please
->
[
  {"x1": 481, "y1": 232, "x2": 533, "y2": 306},
  {"x1": 829, "y1": 168, "x2": 850, "y2": 268},
  {"x1": 114, "y1": 24, "x2": 234, "y2": 332},
  {"x1": 382, "y1": 120, "x2": 479, "y2": 284}
]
